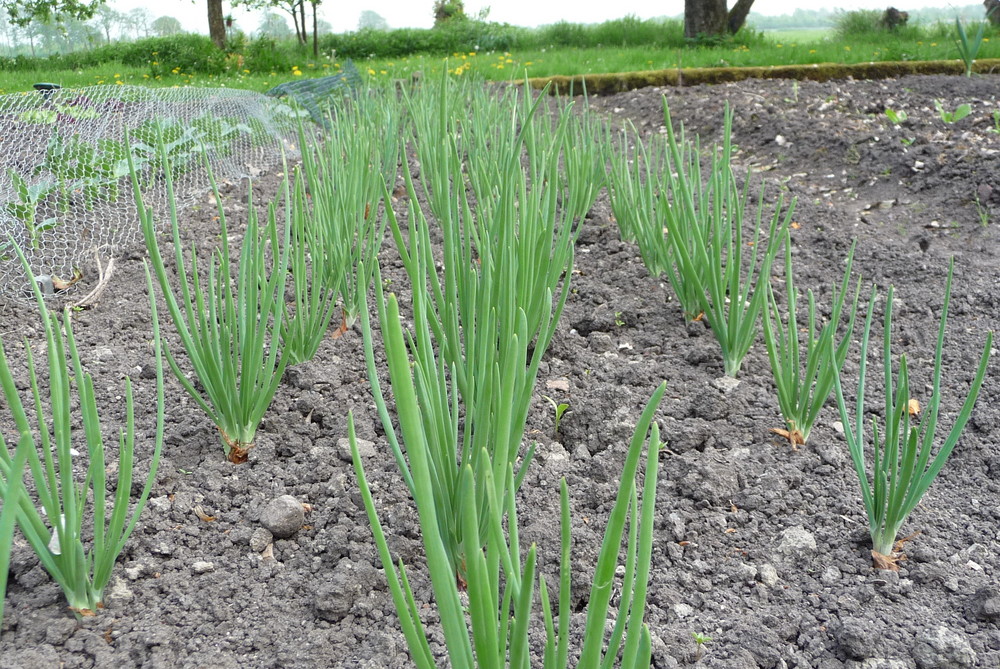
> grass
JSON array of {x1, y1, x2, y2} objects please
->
[
  {"x1": 758, "y1": 28, "x2": 832, "y2": 42},
  {"x1": 2, "y1": 15, "x2": 998, "y2": 95}
]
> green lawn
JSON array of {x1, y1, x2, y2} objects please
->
[
  {"x1": 759, "y1": 28, "x2": 833, "y2": 42},
  {"x1": 1, "y1": 26, "x2": 997, "y2": 96}
]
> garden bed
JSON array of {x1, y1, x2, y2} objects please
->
[{"x1": 1, "y1": 73, "x2": 999, "y2": 668}]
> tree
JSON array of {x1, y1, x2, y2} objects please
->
[
  {"x1": 1, "y1": 0, "x2": 104, "y2": 26},
  {"x1": 684, "y1": 0, "x2": 755, "y2": 40},
  {"x1": 91, "y1": 4, "x2": 121, "y2": 42},
  {"x1": 257, "y1": 11, "x2": 291, "y2": 37},
  {"x1": 255, "y1": 0, "x2": 306, "y2": 43},
  {"x1": 0, "y1": 11, "x2": 13, "y2": 54},
  {"x1": 61, "y1": 15, "x2": 99, "y2": 49},
  {"x1": 987, "y1": 0, "x2": 1000, "y2": 27},
  {"x1": 207, "y1": 0, "x2": 225, "y2": 48},
  {"x1": 128, "y1": 7, "x2": 152, "y2": 39},
  {"x1": 433, "y1": 0, "x2": 464, "y2": 25},
  {"x1": 151, "y1": 15, "x2": 182, "y2": 36},
  {"x1": 358, "y1": 9, "x2": 388, "y2": 30}
]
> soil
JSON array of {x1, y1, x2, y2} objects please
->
[{"x1": 2, "y1": 73, "x2": 999, "y2": 668}]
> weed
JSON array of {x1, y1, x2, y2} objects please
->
[{"x1": 934, "y1": 100, "x2": 972, "y2": 123}]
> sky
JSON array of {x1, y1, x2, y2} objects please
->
[{"x1": 106, "y1": 0, "x2": 972, "y2": 36}]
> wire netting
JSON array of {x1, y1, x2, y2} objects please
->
[{"x1": 0, "y1": 63, "x2": 361, "y2": 300}]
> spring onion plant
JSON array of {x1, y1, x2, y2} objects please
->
[
  {"x1": 954, "y1": 10, "x2": 994, "y2": 77},
  {"x1": 833, "y1": 260, "x2": 992, "y2": 567},
  {"x1": 0, "y1": 242, "x2": 165, "y2": 617},
  {"x1": 609, "y1": 101, "x2": 793, "y2": 376},
  {"x1": 281, "y1": 103, "x2": 399, "y2": 363},
  {"x1": 607, "y1": 119, "x2": 695, "y2": 284},
  {"x1": 0, "y1": 434, "x2": 29, "y2": 629},
  {"x1": 279, "y1": 168, "x2": 340, "y2": 365},
  {"x1": 362, "y1": 74, "x2": 602, "y2": 574},
  {"x1": 763, "y1": 238, "x2": 861, "y2": 445},
  {"x1": 350, "y1": 370, "x2": 666, "y2": 668},
  {"x1": 132, "y1": 128, "x2": 290, "y2": 463}
]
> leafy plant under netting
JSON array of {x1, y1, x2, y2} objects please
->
[{"x1": 0, "y1": 84, "x2": 305, "y2": 299}]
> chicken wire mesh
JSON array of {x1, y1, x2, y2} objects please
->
[{"x1": 0, "y1": 65, "x2": 360, "y2": 301}]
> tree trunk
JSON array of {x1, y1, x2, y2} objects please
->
[
  {"x1": 987, "y1": 0, "x2": 1000, "y2": 27},
  {"x1": 298, "y1": 0, "x2": 307, "y2": 44},
  {"x1": 684, "y1": 0, "x2": 756, "y2": 39},
  {"x1": 685, "y1": 0, "x2": 726, "y2": 39},
  {"x1": 728, "y1": 0, "x2": 755, "y2": 33},
  {"x1": 311, "y1": 0, "x2": 318, "y2": 57},
  {"x1": 207, "y1": 0, "x2": 225, "y2": 48}
]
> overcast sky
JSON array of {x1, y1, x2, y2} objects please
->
[{"x1": 107, "y1": 0, "x2": 971, "y2": 36}]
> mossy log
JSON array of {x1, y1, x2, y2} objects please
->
[{"x1": 526, "y1": 58, "x2": 1000, "y2": 96}]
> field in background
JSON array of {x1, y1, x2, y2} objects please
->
[
  {"x1": 1, "y1": 13, "x2": 997, "y2": 95},
  {"x1": 759, "y1": 28, "x2": 832, "y2": 42}
]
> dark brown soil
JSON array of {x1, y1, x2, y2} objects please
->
[{"x1": 2, "y1": 73, "x2": 999, "y2": 668}]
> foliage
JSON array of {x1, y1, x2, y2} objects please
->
[
  {"x1": 321, "y1": 20, "x2": 527, "y2": 59},
  {"x1": 989, "y1": 110, "x2": 1000, "y2": 134},
  {"x1": 433, "y1": 0, "x2": 465, "y2": 25},
  {"x1": 277, "y1": 167, "x2": 339, "y2": 365},
  {"x1": 833, "y1": 261, "x2": 992, "y2": 565},
  {"x1": 0, "y1": 241, "x2": 165, "y2": 617},
  {"x1": 953, "y1": 11, "x2": 993, "y2": 76},
  {"x1": 40, "y1": 33, "x2": 228, "y2": 74},
  {"x1": 5, "y1": 170, "x2": 58, "y2": 249},
  {"x1": 537, "y1": 16, "x2": 695, "y2": 49},
  {"x1": 542, "y1": 396, "x2": 571, "y2": 435},
  {"x1": 350, "y1": 368, "x2": 666, "y2": 667},
  {"x1": 151, "y1": 15, "x2": 183, "y2": 37},
  {"x1": 281, "y1": 99, "x2": 398, "y2": 364},
  {"x1": 0, "y1": 429, "x2": 27, "y2": 629},
  {"x1": 763, "y1": 238, "x2": 861, "y2": 445},
  {"x1": 608, "y1": 101, "x2": 792, "y2": 376},
  {"x1": 357, "y1": 9, "x2": 388, "y2": 31},
  {"x1": 884, "y1": 108, "x2": 908, "y2": 125},
  {"x1": 133, "y1": 128, "x2": 290, "y2": 463},
  {"x1": 3, "y1": 13, "x2": 1000, "y2": 82},
  {"x1": 360, "y1": 74, "x2": 602, "y2": 575},
  {"x1": 834, "y1": 9, "x2": 925, "y2": 41},
  {"x1": 934, "y1": 100, "x2": 972, "y2": 123},
  {"x1": 1, "y1": 0, "x2": 103, "y2": 26},
  {"x1": 306, "y1": 102, "x2": 398, "y2": 325},
  {"x1": 257, "y1": 12, "x2": 293, "y2": 39}
]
